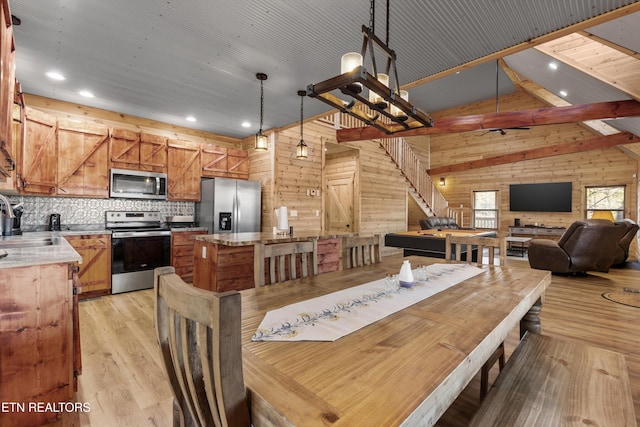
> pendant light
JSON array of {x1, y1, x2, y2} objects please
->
[
  {"x1": 255, "y1": 73, "x2": 269, "y2": 151},
  {"x1": 296, "y1": 90, "x2": 308, "y2": 159}
]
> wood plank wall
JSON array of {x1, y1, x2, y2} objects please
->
[
  {"x1": 423, "y1": 90, "x2": 639, "y2": 257},
  {"x1": 247, "y1": 119, "x2": 410, "y2": 248}
]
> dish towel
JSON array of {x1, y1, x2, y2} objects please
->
[{"x1": 252, "y1": 263, "x2": 483, "y2": 342}]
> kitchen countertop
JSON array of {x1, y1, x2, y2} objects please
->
[
  {"x1": 194, "y1": 231, "x2": 355, "y2": 246},
  {"x1": 0, "y1": 231, "x2": 82, "y2": 269}
]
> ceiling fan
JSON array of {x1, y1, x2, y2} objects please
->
[{"x1": 483, "y1": 60, "x2": 531, "y2": 136}]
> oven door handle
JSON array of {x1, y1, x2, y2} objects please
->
[{"x1": 112, "y1": 230, "x2": 172, "y2": 238}]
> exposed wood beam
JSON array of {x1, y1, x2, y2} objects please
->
[
  {"x1": 402, "y1": 3, "x2": 640, "y2": 90},
  {"x1": 336, "y1": 100, "x2": 640, "y2": 142},
  {"x1": 427, "y1": 132, "x2": 640, "y2": 176},
  {"x1": 500, "y1": 59, "x2": 619, "y2": 136}
]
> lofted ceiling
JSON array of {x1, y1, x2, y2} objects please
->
[{"x1": 8, "y1": 0, "x2": 640, "y2": 140}]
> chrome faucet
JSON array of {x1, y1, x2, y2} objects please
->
[{"x1": 0, "y1": 194, "x2": 15, "y2": 218}]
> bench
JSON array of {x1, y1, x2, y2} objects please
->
[{"x1": 470, "y1": 333, "x2": 636, "y2": 426}]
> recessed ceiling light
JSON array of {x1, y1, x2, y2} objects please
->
[
  {"x1": 559, "y1": 90, "x2": 568, "y2": 97},
  {"x1": 45, "y1": 71, "x2": 66, "y2": 81},
  {"x1": 548, "y1": 62, "x2": 558, "y2": 70},
  {"x1": 241, "y1": 121, "x2": 251, "y2": 128},
  {"x1": 186, "y1": 116, "x2": 196, "y2": 122},
  {"x1": 78, "y1": 90, "x2": 94, "y2": 98}
]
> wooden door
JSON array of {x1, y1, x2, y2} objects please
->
[
  {"x1": 326, "y1": 175, "x2": 354, "y2": 233},
  {"x1": 201, "y1": 144, "x2": 227, "y2": 177},
  {"x1": 109, "y1": 128, "x2": 140, "y2": 170},
  {"x1": 57, "y1": 119, "x2": 109, "y2": 197},
  {"x1": 167, "y1": 139, "x2": 201, "y2": 201},
  {"x1": 20, "y1": 107, "x2": 57, "y2": 194},
  {"x1": 139, "y1": 132, "x2": 167, "y2": 172},
  {"x1": 226, "y1": 148, "x2": 249, "y2": 179}
]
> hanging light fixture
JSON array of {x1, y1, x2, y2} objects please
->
[
  {"x1": 296, "y1": 90, "x2": 308, "y2": 159},
  {"x1": 307, "y1": 0, "x2": 433, "y2": 135},
  {"x1": 255, "y1": 72, "x2": 269, "y2": 151}
]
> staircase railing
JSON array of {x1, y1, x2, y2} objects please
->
[{"x1": 379, "y1": 137, "x2": 449, "y2": 217}]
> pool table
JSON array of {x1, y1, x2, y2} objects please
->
[{"x1": 385, "y1": 229, "x2": 497, "y2": 259}]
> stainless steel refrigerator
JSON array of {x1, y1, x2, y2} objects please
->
[{"x1": 196, "y1": 177, "x2": 261, "y2": 233}]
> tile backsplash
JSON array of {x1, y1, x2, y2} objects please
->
[{"x1": 7, "y1": 195, "x2": 194, "y2": 230}]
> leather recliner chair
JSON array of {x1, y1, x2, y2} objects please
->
[
  {"x1": 528, "y1": 219, "x2": 627, "y2": 274},
  {"x1": 613, "y1": 219, "x2": 639, "y2": 265}
]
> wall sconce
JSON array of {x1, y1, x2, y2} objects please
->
[
  {"x1": 255, "y1": 73, "x2": 269, "y2": 151},
  {"x1": 439, "y1": 177, "x2": 445, "y2": 187}
]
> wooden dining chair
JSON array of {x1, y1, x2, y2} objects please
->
[
  {"x1": 154, "y1": 266, "x2": 251, "y2": 427},
  {"x1": 444, "y1": 234, "x2": 507, "y2": 400},
  {"x1": 254, "y1": 239, "x2": 318, "y2": 286},
  {"x1": 341, "y1": 234, "x2": 382, "y2": 269}
]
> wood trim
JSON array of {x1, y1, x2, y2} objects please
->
[
  {"x1": 336, "y1": 99, "x2": 640, "y2": 142},
  {"x1": 427, "y1": 132, "x2": 640, "y2": 175}
]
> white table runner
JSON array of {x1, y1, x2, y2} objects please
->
[{"x1": 252, "y1": 263, "x2": 483, "y2": 342}]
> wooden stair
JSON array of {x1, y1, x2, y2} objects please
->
[{"x1": 379, "y1": 137, "x2": 448, "y2": 217}]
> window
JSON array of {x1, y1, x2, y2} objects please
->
[
  {"x1": 473, "y1": 191, "x2": 498, "y2": 229},
  {"x1": 585, "y1": 185, "x2": 625, "y2": 221}
]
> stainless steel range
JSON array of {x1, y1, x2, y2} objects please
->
[{"x1": 106, "y1": 211, "x2": 171, "y2": 294}]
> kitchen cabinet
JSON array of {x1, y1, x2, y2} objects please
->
[
  {"x1": 57, "y1": 119, "x2": 109, "y2": 197},
  {"x1": 0, "y1": 89, "x2": 21, "y2": 193},
  {"x1": 64, "y1": 234, "x2": 112, "y2": 299},
  {"x1": 140, "y1": 132, "x2": 167, "y2": 172},
  {"x1": 109, "y1": 128, "x2": 140, "y2": 170},
  {"x1": 19, "y1": 106, "x2": 57, "y2": 195},
  {"x1": 201, "y1": 143, "x2": 228, "y2": 177},
  {"x1": 167, "y1": 138, "x2": 201, "y2": 201},
  {"x1": 0, "y1": 0, "x2": 16, "y2": 179},
  {"x1": 171, "y1": 229, "x2": 207, "y2": 283},
  {"x1": 0, "y1": 262, "x2": 78, "y2": 427},
  {"x1": 110, "y1": 129, "x2": 167, "y2": 173},
  {"x1": 226, "y1": 147, "x2": 249, "y2": 179}
]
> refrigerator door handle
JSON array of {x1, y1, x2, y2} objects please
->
[{"x1": 233, "y1": 192, "x2": 240, "y2": 233}]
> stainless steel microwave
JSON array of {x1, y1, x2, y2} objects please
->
[{"x1": 109, "y1": 168, "x2": 168, "y2": 200}]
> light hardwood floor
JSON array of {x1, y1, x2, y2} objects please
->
[{"x1": 59, "y1": 256, "x2": 640, "y2": 426}]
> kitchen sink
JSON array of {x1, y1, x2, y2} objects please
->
[{"x1": 0, "y1": 236, "x2": 61, "y2": 249}]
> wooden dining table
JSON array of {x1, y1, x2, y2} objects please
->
[{"x1": 240, "y1": 255, "x2": 551, "y2": 427}]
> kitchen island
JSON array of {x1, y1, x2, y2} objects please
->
[
  {"x1": 0, "y1": 232, "x2": 82, "y2": 427},
  {"x1": 192, "y1": 232, "x2": 350, "y2": 292}
]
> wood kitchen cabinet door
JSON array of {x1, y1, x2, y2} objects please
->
[
  {"x1": 57, "y1": 119, "x2": 109, "y2": 197},
  {"x1": 167, "y1": 138, "x2": 201, "y2": 201},
  {"x1": 201, "y1": 143, "x2": 228, "y2": 177},
  {"x1": 20, "y1": 106, "x2": 57, "y2": 194},
  {"x1": 139, "y1": 132, "x2": 167, "y2": 172},
  {"x1": 109, "y1": 128, "x2": 140, "y2": 170},
  {"x1": 64, "y1": 234, "x2": 112, "y2": 299},
  {"x1": 226, "y1": 148, "x2": 249, "y2": 179},
  {"x1": 0, "y1": 0, "x2": 16, "y2": 174}
]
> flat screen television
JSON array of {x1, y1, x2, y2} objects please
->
[{"x1": 509, "y1": 182, "x2": 572, "y2": 212}]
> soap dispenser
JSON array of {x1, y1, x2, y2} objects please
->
[{"x1": 398, "y1": 260, "x2": 414, "y2": 287}]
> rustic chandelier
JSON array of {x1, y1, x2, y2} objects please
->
[{"x1": 307, "y1": 0, "x2": 433, "y2": 135}]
